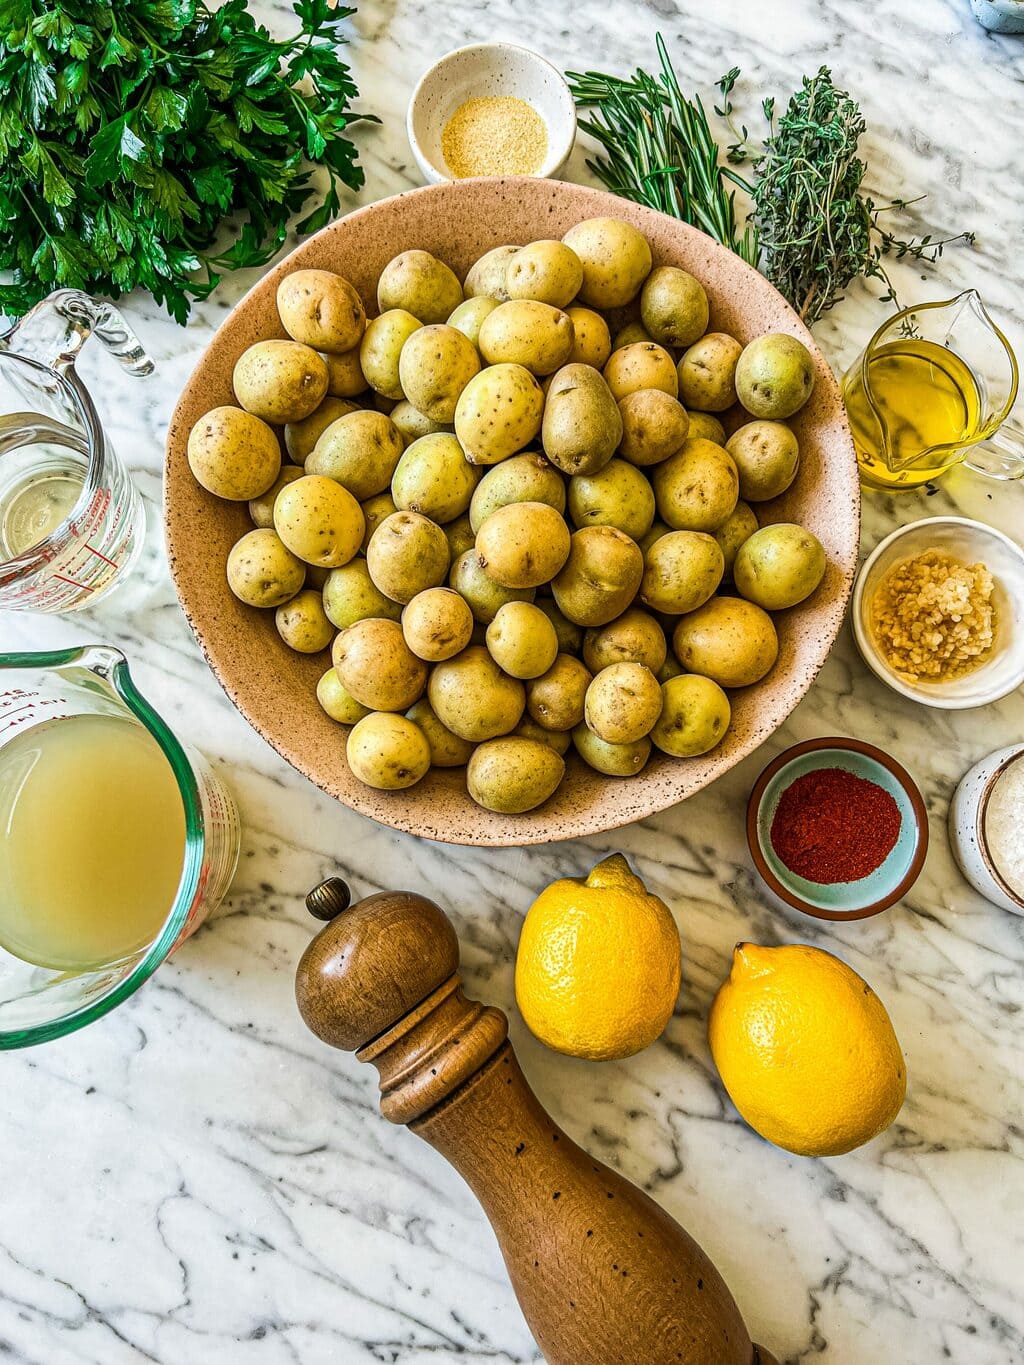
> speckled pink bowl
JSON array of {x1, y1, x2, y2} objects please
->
[{"x1": 165, "y1": 178, "x2": 859, "y2": 846}]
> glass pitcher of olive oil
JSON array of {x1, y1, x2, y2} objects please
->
[{"x1": 843, "y1": 290, "x2": 1024, "y2": 490}]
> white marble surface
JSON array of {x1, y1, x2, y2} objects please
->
[{"x1": 2, "y1": 1, "x2": 1023, "y2": 1361}]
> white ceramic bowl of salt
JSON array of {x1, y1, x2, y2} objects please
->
[{"x1": 949, "y1": 744, "x2": 1024, "y2": 915}]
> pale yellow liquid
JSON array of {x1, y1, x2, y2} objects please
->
[
  {"x1": 0, "y1": 471, "x2": 83, "y2": 556},
  {"x1": 0, "y1": 714, "x2": 186, "y2": 970},
  {"x1": 844, "y1": 339, "x2": 982, "y2": 490}
]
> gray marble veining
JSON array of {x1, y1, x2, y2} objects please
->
[{"x1": 1, "y1": 1, "x2": 1022, "y2": 1361}]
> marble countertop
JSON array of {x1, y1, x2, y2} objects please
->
[{"x1": 2, "y1": 1, "x2": 1023, "y2": 1361}]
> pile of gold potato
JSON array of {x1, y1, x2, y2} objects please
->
[{"x1": 188, "y1": 217, "x2": 827, "y2": 814}]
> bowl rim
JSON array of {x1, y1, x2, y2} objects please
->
[
  {"x1": 746, "y1": 736, "x2": 929, "y2": 920},
  {"x1": 974, "y1": 744, "x2": 1024, "y2": 910},
  {"x1": 406, "y1": 41, "x2": 578, "y2": 182},
  {"x1": 851, "y1": 514, "x2": 1024, "y2": 710}
]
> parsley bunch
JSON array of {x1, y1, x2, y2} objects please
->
[{"x1": 0, "y1": 0, "x2": 375, "y2": 322}]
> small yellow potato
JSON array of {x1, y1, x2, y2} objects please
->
[
  {"x1": 617, "y1": 390, "x2": 690, "y2": 468},
  {"x1": 478, "y1": 301, "x2": 575, "y2": 376},
  {"x1": 188, "y1": 405, "x2": 281, "y2": 501},
  {"x1": 541, "y1": 363, "x2": 622, "y2": 476},
  {"x1": 568, "y1": 459, "x2": 655, "y2": 540},
  {"x1": 447, "y1": 295, "x2": 500, "y2": 347},
  {"x1": 733, "y1": 523, "x2": 826, "y2": 610},
  {"x1": 377, "y1": 249, "x2": 463, "y2": 324},
  {"x1": 285, "y1": 396, "x2": 359, "y2": 463},
  {"x1": 347, "y1": 711, "x2": 431, "y2": 789},
  {"x1": 652, "y1": 438, "x2": 739, "y2": 533},
  {"x1": 316, "y1": 669, "x2": 371, "y2": 725},
  {"x1": 322, "y1": 558, "x2": 401, "y2": 629},
  {"x1": 536, "y1": 598, "x2": 583, "y2": 655},
  {"x1": 650, "y1": 674, "x2": 731, "y2": 757},
  {"x1": 455, "y1": 363, "x2": 545, "y2": 465},
  {"x1": 273, "y1": 474, "x2": 364, "y2": 568},
  {"x1": 658, "y1": 654, "x2": 684, "y2": 683},
  {"x1": 514, "y1": 717, "x2": 573, "y2": 756},
  {"x1": 565, "y1": 307, "x2": 612, "y2": 369},
  {"x1": 322, "y1": 347, "x2": 369, "y2": 398},
  {"x1": 486, "y1": 601, "x2": 560, "y2": 679},
  {"x1": 275, "y1": 588, "x2": 333, "y2": 653},
  {"x1": 603, "y1": 342, "x2": 679, "y2": 401},
  {"x1": 226, "y1": 528, "x2": 305, "y2": 608},
  {"x1": 677, "y1": 333, "x2": 743, "y2": 413},
  {"x1": 526, "y1": 652, "x2": 592, "y2": 731},
  {"x1": 392, "y1": 432, "x2": 478, "y2": 524},
  {"x1": 390, "y1": 399, "x2": 451, "y2": 448},
  {"x1": 475, "y1": 502, "x2": 571, "y2": 589},
  {"x1": 572, "y1": 724, "x2": 651, "y2": 777},
  {"x1": 686, "y1": 412, "x2": 727, "y2": 445},
  {"x1": 640, "y1": 266, "x2": 710, "y2": 348},
  {"x1": 469, "y1": 451, "x2": 566, "y2": 533},
  {"x1": 735, "y1": 333, "x2": 816, "y2": 419},
  {"x1": 248, "y1": 464, "x2": 305, "y2": 529},
  {"x1": 306, "y1": 409, "x2": 404, "y2": 500},
  {"x1": 402, "y1": 586, "x2": 474, "y2": 661},
  {"x1": 505, "y1": 240, "x2": 584, "y2": 308},
  {"x1": 360, "y1": 491, "x2": 398, "y2": 551},
  {"x1": 562, "y1": 217, "x2": 652, "y2": 309},
  {"x1": 463, "y1": 244, "x2": 520, "y2": 302},
  {"x1": 713, "y1": 502, "x2": 759, "y2": 578},
  {"x1": 450, "y1": 549, "x2": 535, "y2": 624},
  {"x1": 583, "y1": 609, "x2": 667, "y2": 675},
  {"x1": 232, "y1": 340, "x2": 328, "y2": 423},
  {"x1": 444, "y1": 512, "x2": 476, "y2": 561},
  {"x1": 332, "y1": 617, "x2": 428, "y2": 711},
  {"x1": 672, "y1": 596, "x2": 779, "y2": 688},
  {"x1": 639, "y1": 520, "x2": 671, "y2": 555},
  {"x1": 551, "y1": 525, "x2": 644, "y2": 627},
  {"x1": 467, "y1": 737, "x2": 565, "y2": 813},
  {"x1": 612, "y1": 321, "x2": 654, "y2": 350},
  {"x1": 428, "y1": 646, "x2": 526, "y2": 742},
  {"x1": 726, "y1": 421, "x2": 801, "y2": 502},
  {"x1": 640, "y1": 530, "x2": 725, "y2": 615},
  {"x1": 584, "y1": 662, "x2": 663, "y2": 744},
  {"x1": 406, "y1": 698, "x2": 476, "y2": 767},
  {"x1": 360, "y1": 310, "x2": 423, "y2": 399},
  {"x1": 277, "y1": 270, "x2": 366, "y2": 353},
  {"x1": 366, "y1": 510, "x2": 450, "y2": 603},
  {"x1": 398, "y1": 323, "x2": 481, "y2": 422}
]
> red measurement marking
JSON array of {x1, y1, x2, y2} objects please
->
[
  {"x1": 86, "y1": 543, "x2": 118, "y2": 568},
  {"x1": 52, "y1": 573, "x2": 92, "y2": 591},
  {"x1": 1, "y1": 702, "x2": 35, "y2": 722}
]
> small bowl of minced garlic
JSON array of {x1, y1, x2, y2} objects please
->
[
  {"x1": 407, "y1": 43, "x2": 577, "y2": 185},
  {"x1": 852, "y1": 515, "x2": 1024, "y2": 708}
]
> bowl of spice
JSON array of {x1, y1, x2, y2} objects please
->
[
  {"x1": 747, "y1": 737, "x2": 929, "y2": 920},
  {"x1": 407, "y1": 43, "x2": 576, "y2": 184},
  {"x1": 852, "y1": 516, "x2": 1024, "y2": 708},
  {"x1": 949, "y1": 743, "x2": 1024, "y2": 916}
]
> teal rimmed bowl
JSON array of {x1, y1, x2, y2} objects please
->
[{"x1": 747, "y1": 738, "x2": 928, "y2": 920}]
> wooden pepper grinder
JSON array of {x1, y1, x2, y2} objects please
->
[{"x1": 296, "y1": 879, "x2": 779, "y2": 1365}]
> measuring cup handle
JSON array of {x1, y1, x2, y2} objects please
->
[
  {"x1": 965, "y1": 416, "x2": 1024, "y2": 481},
  {"x1": 0, "y1": 290, "x2": 153, "y2": 377}
]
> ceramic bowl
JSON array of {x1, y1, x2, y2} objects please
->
[
  {"x1": 407, "y1": 43, "x2": 576, "y2": 184},
  {"x1": 949, "y1": 743, "x2": 1024, "y2": 915},
  {"x1": 165, "y1": 178, "x2": 860, "y2": 847},
  {"x1": 852, "y1": 515, "x2": 1024, "y2": 709},
  {"x1": 747, "y1": 738, "x2": 929, "y2": 920}
]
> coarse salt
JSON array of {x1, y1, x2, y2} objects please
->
[{"x1": 984, "y1": 755, "x2": 1024, "y2": 898}]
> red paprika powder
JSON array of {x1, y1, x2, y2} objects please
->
[{"x1": 769, "y1": 766, "x2": 901, "y2": 884}]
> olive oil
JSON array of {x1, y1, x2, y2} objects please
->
[
  {"x1": 0, "y1": 713, "x2": 186, "y2": 970},
  {"x1": 843, "y1": 339, "x2": 981, "y2": 489}
]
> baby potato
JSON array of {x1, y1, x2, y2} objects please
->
[
  {"x1": 515, "y1": 717, "x2": 572, "y2": 756},
  {"x1": 672, "y1": 596, "x2": 779, "y2": 688},
  {"x1": 541, "y1": 363, "x2": 622, "y2": 476},
  {"x1": 188, "y1": 405, "x2": 281, "y2": 501},
  {"x1": 444, "y1": 513, "x2": 476, "y2": 561},
  {"x1": 467, "y1": 737, "x2": 565, "y2": 814},
  {"x1": 612, "y1": 321, "x2": 654, "y2": 350},
  {"x1": 640, "y1": 266, "x2": 710, "y2": 349},
  {"x1": 455, "y1": 363, "x2": 544, "y2": 466},
  {"x1": 677, "y1": 333, "x2": 743, "y2": 413},
  {"x1": 478, "y1": 301, "x2": 574, "y2": 376},
  {"x1": 650, "y1": 674, "x2": 731, "y2": 757},
  {"x1": 639, "y1": 521, "x2": 671, "y2": 556},
  {"x1": 316, "y1": 669, "x2": 371, "y2": 725},
  {"x1": 428, "y1": 645, "x2": 526, "y2": 742},
  {"x1": 249, "y1": 464, "x2": 305, "y2": 529},
  {"x1": 726, "y1": 420, "x2": 800, "y2": 501},
  {"x1": 506, "y1": 240, "x2": 584, "y2": 308},
  {"x1": 277, "y1": 270, "x2": 366, "y2": 354},
  {"x1": 347, "y1": 711, "x2": 431, "y2": 790},
  {"x1": 322, "y1": 558, "x2": 401, "y2": 629},
  {"x1": 733, "y1": 523, "x2": 826, "y2": 610},
  {"x1": 584, "y1": 662, "x2": 662, "y2": 744},
  {"x1": 360, "y1": 491, "x2": 398, "y2": 550},
  {"x1": 463, "y1": 244, "x2": 520, "y2": 302},
  {"x1": 285, "y1": 396, "x2": 359, "y2": 463},
  {"x1": 226, "y1": 528, "x2": 305, "y2": 608},
  {"x1": 617, "y1": 390, "x2": 690, "y2": 468},
  {"x1": 402, "y1": 586, "x2": 474, "y2": 661},
  {"x1": 713, "y1": 501, "x2": 759, "y2": 577},
  {"x1": 551, "y1": 525, "x2": 644, "y2": 627},
  {"x1": 603, "y1": 343, "x2": 679, "y2": 401},
  {"x1": 652, "y1": 438, "x2": 739, "y2": 533},
  {"x1": 658, "y1": 654, "x2": 684, "y2": 683},
  {"x1": 686, "y1": 411, "x2": 727, "y2": 445},
  {"x1": 398, "y1": 323, "x2": 481, "y2": 422},
  {"x1": 366, "y1": 510, "x2": 449, "y2": 603},
  {"x1": 568, "y1": 459, "x2": 655, "y2": 541},
  {"x1": 306, "y1": 409, "x2": 404, "y2": 500},
  {"x1": 565, "y1": 307, "x2": 612, "y2": 369},
  {"x1": 273, "y1": 473, "x2": 364, "y2": 568},
  {"x1": 526, "y1": 653, "x2": 593, "y2": 731},
  {"x1": 476, "y1": 502, "x2": 571, "y2": 589},
  {"x1": 332, "y1": 617, "x2": 427, "y2": 711},
  {"x1": 641, "y1": 530, "x2": 725, "y2": 615},
  {"x1": 469, "y1": 452, "x2": 566, "y2": 533},
  {"x1": 360, "y1": 310, "x2": 423, "y2": 399},
  {"x1": 562, "y1": 217, "x2": 652, "y2": 309},
  {"x1": 390, "y1": 399, "x2": 451, "y2": 448},
  {"x1": 583, "y1": 608, "x2": 667, "y2": 675},
  {"x1": 275, "y1": 588, "x2": 333, "y2": 653},
  {"x1": 377, "y1": 249, "x2": 463, "y2": 324},
  {"x1": 392, "y1": 432, "x2": 478, "y2": 524},
  {"x1": 573, "y1": 724, "x2": 651, "y2": 777},
  {"x1": 486, "y1": 601, "x2": 559, "y2": 679},
  {"x1": 450, "y1": 549, "x2": 535, "y2": 624},
  {"x1": 536, "y1": 598, "x2": 583, "y2": 655},
  {"x1": 233, "y1": 340, "x2": 328, "y2": 424},
  {"x1": 323, "y1": 347, "x2": 369, "y2": 398},
  {"x1": 406, "y1": 698, "x2": 475, "y2": 767},
  {"x1": 735, "y1": 333, "x2": 816, "y2": 419},
  {"x1": 447, "y1": 295, "x2": 499, "y2": 347}
]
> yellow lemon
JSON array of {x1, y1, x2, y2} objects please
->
[
  {"x1": 515, "y1": 853, "x2": 681, "y2": 1060},
  {"x1": 708, "y1": 943, "x2": 906, "y2": 1157}
]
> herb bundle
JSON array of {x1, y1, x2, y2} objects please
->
[{"x1": 0, "y1": 0, "x2": 375, "y2": 323}]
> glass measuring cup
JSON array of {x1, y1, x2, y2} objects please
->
[
  {"x1": 0, "y1": 290, "x2": 151, "y2": 611},
  {"x1": 842, "y1": 290, "x2": 1024, "y2": 490},
  {"x1": 0, "y1": 645, "x2": 240, "y2": 1048}
]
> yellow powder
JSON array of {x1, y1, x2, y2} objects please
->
[
  {"x1": 441, "y1": 96, "x2": 548, "y2": 178},
  {"x1": 871, "y1": 548, "x2": 996, "y2": 682}
]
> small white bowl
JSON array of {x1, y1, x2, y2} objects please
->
[
  {"x1": 852, "y1": 516, "x2": 1024, "y2": 709},
  {"x1": 407, "y1": 43, "x2": 577, "y2": 185},
  {"x1": 949, "y1": 744, "x2": 1024, "y2": 915}
]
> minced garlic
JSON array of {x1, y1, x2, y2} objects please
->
[
  {"x1": 871, "y1": 548, "x2": 995, "y2": 682},
  {"x1": 441, "y1": 96, "x2": 548, "y2": 178}
]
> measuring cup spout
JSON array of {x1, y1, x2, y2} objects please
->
[{"x1": 0, "y1": 290, "x2": 153, "y2": 377}]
